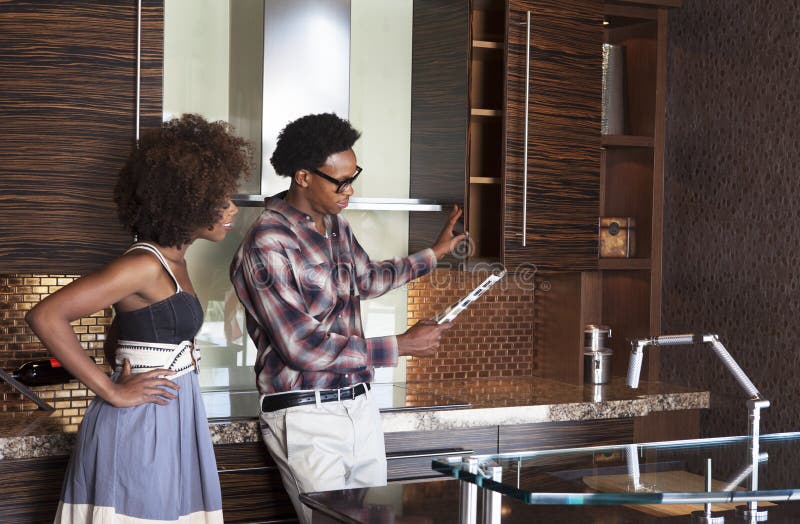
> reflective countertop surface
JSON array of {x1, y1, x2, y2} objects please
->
[{"x1": 202, "y1": 382, "x2": 472, "y2": 421}]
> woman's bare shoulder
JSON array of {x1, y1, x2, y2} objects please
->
[{"x1": 98, "y1": 249, "x2": 167, "y2": 289}]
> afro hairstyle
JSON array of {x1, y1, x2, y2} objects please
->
[
  {"x1": 270, "y1": 113, "x2": 361, "y2": 177},
  {"x1": 114, "y1": 113, "x2": 251, "y2": 247}
]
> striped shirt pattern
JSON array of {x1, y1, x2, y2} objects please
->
[{"x1": 230, "y1": 194, "x2": 437, "y2": 395}]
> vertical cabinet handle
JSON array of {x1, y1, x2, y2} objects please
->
[
  {"x1": 136, "y1": 0, "x2": 142, "y2": 142},
  {"x1": 522, "y1": 11, "x2": 532, "y2": 247}
]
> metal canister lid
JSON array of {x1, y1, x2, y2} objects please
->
[
  {"x1": 584, "y1": 324, "x2": 612, "y2": 336},
  {"x1": 584, "y1": 324, "x2": 612, "y2": 352}
]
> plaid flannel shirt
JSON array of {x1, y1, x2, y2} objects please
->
[{"x1": 230, "y1": 193, "x2": 437, "y2": 395}]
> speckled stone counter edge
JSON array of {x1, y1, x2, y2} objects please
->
[{"x1": 0, "y1": 390, "x2": 709, "y2": 460}]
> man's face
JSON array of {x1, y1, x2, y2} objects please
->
[{"x1": 304, "y1": 148, "x2": 357, "y2": 216}]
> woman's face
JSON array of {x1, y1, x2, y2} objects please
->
[{"x1": 197, "y1": 199, "x2": 238, "y2": 242}]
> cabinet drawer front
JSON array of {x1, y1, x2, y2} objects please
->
[
  {"x1": 499, "y1": 418, "x2": 633, "y2": 454},
  {"x1": 385, "y1": 426, "x2": 498, "y2": 481}
]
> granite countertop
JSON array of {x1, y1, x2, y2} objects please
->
[{"x1": 0, "y1": 377, "x2": 709, "y2": 460}]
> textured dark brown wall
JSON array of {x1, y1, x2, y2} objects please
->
[{"x1": 662, "y1": 0, "x2": 800, "y2": 436}]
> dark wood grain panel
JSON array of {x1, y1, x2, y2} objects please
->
[
  {"x1": 409, "y1": 0, "x2": 469, "y2": 257},
  {"x1": 533, "y1": 272, "x2": 584, "y2": 384},
  {"x1": 409, "y1": 0, "x2": 469, "y2": 201},
  {"x1": 219, "y1": 468, "x2": 297, "y2": 523},
  {"x1": 648, "y1": 9, "x2": 668, "y2": 383},
  {"x1": 601, "y1": 270, "x2": 652, "y2": 379},
  {"x1": 602, "y1": 147, "x2": 654, "y2": 257},
  {"x1": 384, "y1": 426, "x2": 498, "y2": 481},
  {"x1": 214, "y1": 440, "x2": 274, "y2": 471},
  {"x1": 0, "y1": 455, "x2": 68, "y2": 523},
  {"x1": 0, "y1": 0, "x2": 163, "y2": 274},
  {"x1": 503, "y1": 0, "x2": 602, "y2": 270},
  {"x1": 498, "y1": 417, "x2": 633, "y2": 454},
  {"x1": 633, "y1": 409, "x2": 700, "y2": 443},
  {"x1": 214, "y1": 442, "x2": 297, "y2": 522}
]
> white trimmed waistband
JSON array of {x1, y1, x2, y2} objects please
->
[{"x1": 116, "y1": 339, "x2": 200, "y2": 379}]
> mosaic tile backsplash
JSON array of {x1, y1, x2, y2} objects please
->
[
  {"x1": 0, "y1": 274, "x2": 111, "y2": 431},
  {"x1": 405, "y1": 268, "x2": 535, "y2": 382},
  {"x1": 3, "y1": 269, "x2": 536, "y2": 426}
]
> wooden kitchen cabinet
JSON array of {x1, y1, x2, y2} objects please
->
[
  {"x1": 498, "y1": 418, "x2": 633, "y2": 454},
  {"x1": 214, "y1": 442, "x2": 297, "y2": 523},
  {"x1": 593, "y1": 0, "x2": 673, "y2": 383},
  {"x1": 385, "y1": 426, "x2": 499, "y2": 481},
  {"x1": 0, "y1": 455, "x2": 69, "y2": 523},
  {"x1": 534, "y1": 0, "x2": 679, "y2": 385},
  {"x1": 410, "y1": 0, "x2": 603, "y2": 271},
  {"x1": 0, "y1": 0, "x2": 162, "y2": 274}
]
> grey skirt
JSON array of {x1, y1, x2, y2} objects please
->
[{"x1": 54, "y1": 372, "x2": 223, "y2": 523}]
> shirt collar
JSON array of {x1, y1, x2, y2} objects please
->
[{"x1": 264, "y1": 190, "x2": 330, "y2": 232}]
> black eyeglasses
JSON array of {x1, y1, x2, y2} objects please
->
[{"x1": 309, "y1": 166, "x2": 363, "y2": 194}]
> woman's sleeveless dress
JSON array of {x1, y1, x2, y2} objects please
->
[{"x1": 55, "y1": 243, "x2": 223, "y2": 523}]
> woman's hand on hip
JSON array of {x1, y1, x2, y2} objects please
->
[{"x1": 109, "y1": 358, "x2": 180, "y2": 407}]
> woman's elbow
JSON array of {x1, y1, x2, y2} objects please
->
[{"x1": 25, "y1": 303, "x2": 47, "y2": 333}]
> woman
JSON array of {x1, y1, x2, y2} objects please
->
[{"x1": 26, "y1": 114, "x2": 250, "y2": 523}]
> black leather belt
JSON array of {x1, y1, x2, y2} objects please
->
[{"x1": 261, "y1": 383, "x2": 371, "y2": 413}]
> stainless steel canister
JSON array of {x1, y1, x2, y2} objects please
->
[{"x1": 584, "y1": 349, "x2": 613, "y2": 385}]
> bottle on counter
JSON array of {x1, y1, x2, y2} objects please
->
[{"x1": 8, "y1": 358, "x2": 90, "y2": 386}]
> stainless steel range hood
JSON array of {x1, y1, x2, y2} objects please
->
[
  {"x1": 233, "y1": 194, "x2": 442, "y2": 212},
  {"x1": 241, "y1": 0, "x2": 441, "y2": 212}
]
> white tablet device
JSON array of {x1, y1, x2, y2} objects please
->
[{"x1": 433, "y1": 270, "x2": 507, "y2": 324}]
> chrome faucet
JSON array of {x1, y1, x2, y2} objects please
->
[{"x1": 626, "y1": 333, "x2": 770, "y2": 521}]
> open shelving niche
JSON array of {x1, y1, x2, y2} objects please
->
[
  {"x1": 535, "y1": 1, "x2": 669, "y2": 386},
  {"x1": 466, "y1": 0, "x2": 504, "y2": 264}
]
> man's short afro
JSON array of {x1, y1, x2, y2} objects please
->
[{"x1": 270, "y1": 113, "x2": 360, "y2": 177}]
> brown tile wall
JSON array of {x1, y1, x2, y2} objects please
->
[
  {"x1": 0, "y1": 274, "x2": 112, "y2": 432},
  {"x1": 663, "y1": 0, "x2": 800, "y2": 437},
  {"x1": 406, "y1": 268, "x2": 535, "y2": 382}
]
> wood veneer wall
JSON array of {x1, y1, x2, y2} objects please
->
[{"x1": 0, "y1": 0, "x2": 163, "y2": 274}]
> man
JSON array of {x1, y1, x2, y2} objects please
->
[{"x1": 230, "y1": 113, "x2": 466, "y2": 523}]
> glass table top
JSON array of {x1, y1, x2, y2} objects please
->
[{"x1": 432, "y1": 432, "x2": 800, "y2": 506}]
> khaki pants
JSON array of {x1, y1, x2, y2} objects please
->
[{"x1": 259, "y1": 387, "x2": 387, "y2": 524}]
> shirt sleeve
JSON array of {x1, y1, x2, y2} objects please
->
[
  {"x1": 348, "y1": 227, "x2": 438, "y2": 300},
  {"x1": 232, "y1": 241, "x2": 399, "y2": 372}
]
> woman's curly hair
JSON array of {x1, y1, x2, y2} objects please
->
[
  {"x1": 115, "y1": 114, "x2": 251, "y2": 247},
  {"x1": 270, "y1": 113, "x2": 360, "y2": 177}
]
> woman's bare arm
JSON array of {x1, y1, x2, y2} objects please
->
[{"x1": 25, "y1": 254, "x2": 179, "y2": 407}]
